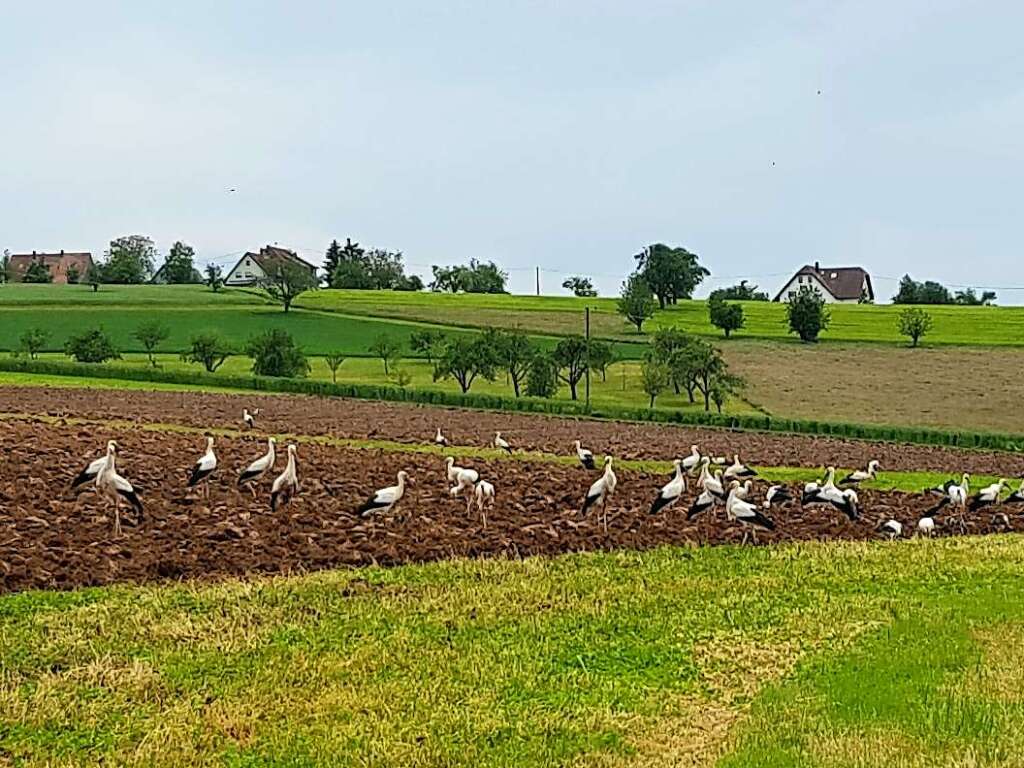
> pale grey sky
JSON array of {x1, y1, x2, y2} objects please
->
[{"x1": 3, "y1": 1, "x2": 1023, "y2": 299}]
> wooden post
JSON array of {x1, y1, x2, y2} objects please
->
[{"x1": 585, "y1": 306, "x2": 591, "y2": 411}]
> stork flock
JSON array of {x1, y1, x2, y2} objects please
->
[{"x1": 64, "y1": 410, "x2": 1024, "y2": 542}]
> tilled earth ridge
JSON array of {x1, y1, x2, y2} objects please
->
[
  {"x1": 0, "y1": 419, "x2": 1016, "y2": 594},
  {"x1": 0, "y1": 385, "x2": 1021, "y2": 475}
]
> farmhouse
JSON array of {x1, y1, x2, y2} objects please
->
[
  {"x1": 773, "y1": 262, "x2": 874, "y2": 304},
  {"x1": 8, "y1": 250, "x2": 94, "y2": 284},
  {"x1": 224, "y1": 245, "x2": 318, "y2": 287}
]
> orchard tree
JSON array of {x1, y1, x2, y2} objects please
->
[
  {"x1": 490, "y1": 329, "x2": 535, "y2": 397},
  {"x1": 898, "y1": 307, "x2": 933, "y2": 348},
  {"x1": 260, "y1": 262, "x2": 317, "y2": 312},
  {"x1": 785, "y1": 286, "x2": 831, "y2": 342},
  {"x1": 587, "y1": 340, "x2": 614, "y2": 382},
  {"x1": 18, "y1": 328, "x2": 49, "y2": 359},
  {"x1": 553, "y1": 335, "x2": 590, "y2": 401},
  {"x1": 205, "y1": 264, "x2": 225, "y2": 292},
  {"x1": 181, "y1": 333, "x2": 232, "y2": 372},
  {"x1": 525, "y1": 352, "x2": 559, "y2": 398},
  {"x1": 245, "y1": 329, "x2": 311, "y2": 377},
  {"x1": 432, "y1": 336, "x2": 498, "y2": 393},
  {"x1": 369, "y1": 334, "x2": 402, "y2": 375},
  {"x1": 562, "y1": 276, "x2": 597, "y2": 297},
  {"x1": 324, "y1": 352, "x2": 346, "y2": 383},
  {"x1": 708, "y1": 296, "x2": 745, "y2": 338},
  {"x1": 65, "y1": 328, "x2": 120, "y2": 363},
  {"x1": 640, "y1": 357, "x2": 670, "y2": 408},
  {"x1": 409, "y1": 328, "x2": 447, "y2": 363},
  {"x1": 616, "y1": 273, "x2": 656, "y2": 332},
  {"x1": 634, "y1": 243, "x2": 709, "y2": 308},
  {"x1": 84, "y1": 263, "x2": 104, "y2": 292},
  {"x1": 133, "y1": 321, "x2": 169, "y2": 367}
]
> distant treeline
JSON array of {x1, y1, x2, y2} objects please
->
[{"x1": 893, "y1": 275, "x2": 996, "y2": 306}]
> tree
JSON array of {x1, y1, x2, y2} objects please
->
[
  {"x1": 369, "y1": 335, "x2": 401, "y2": 375},
  {"x1": 409, "y1": 329, "x2": 447, "y2": 364},
  {"x1": 23, "y1": 259, "x2": 53, "y2": 283},
  {"x1": 84, "y1": 263, "x2": 104, "y2": 292},
  {"x1": 785, "y1": 286, "x2": 831, "y2": 342},
  {"x1": 245, "y1": 329, "x2": 311, "y2": 377},
  {"x1": 205, "y1": 264, "x2": 225, "y2": 293},
  {"x1": 709, "y1": 371, "x2": 745, "y2": 414},
  {"x1": 640, "y1": 358, "x2": 671, "y2": 408},
  {"x1": 65, "y1": 263, "x2": 80, "y2": 284},
  {"x1": 634, "y1": 243, "x2": 710, "y2": 308},
  {"x1": 708, "y1": 297, "x2": 745, "y2": 338},
  {"x1": 133, "y1": 321, "x2": 169, "y2": 367},
  {"x1": 158, "y1": 241, "x2": 198, "y2": 284},
  {"x1": 525, "y1": 352, "x2": 559, "y2": 398},
  {"x1": 260, "y1": 263, "x2": 317, "y2": 312},
  {"x1": 651, "y1": 327, "x2": 692, "y2": 398},
  {"x1": 322, "y1": 239, "x2": 344, "y2": 283},
  {"x1": 710, "y1": 280, "x2": 768, "y2": 301},
  {"x1": 617, "y1": 273, "x2": 656, "y2": 332},
  {"x1": 103, "y1": 235, "x2": 156, "y2": 284},
  {"x1": 893, "y1": 275, "x2": 955, "y2": 305},
  {"x1": 429, "y1": 260, "x2": 508, "y2": 293},
  {"x1": 562, "y1": 276, "x2": 597, "y2": 297},
  {"x1": 587, "y1": 340, "x2": 614, "y2": 382},
  {"x1": 18, "y1": 328, "x2": 49, "y2": 359},
  {"x1": 181, "y1": 333, "x2": 232, "y2": 373},
  {"x1": 65, "y1": 328, "x2": 120, "y2": 363},
  {"x1": 325, "y1": 352, "x2": 346, "y2": 384},
  {"x1": 898, "y1": 307, "x2": 933, "y2": 348},
  {"x1": 0, "y1": 249, "x2": 9, "y2": 284},
  {"x1": 432, "y1": 336, "x2": 498, "y2": 393},
  {"x1": 955, "y1": 288, "x2": 997, "y2": 306},
  {"x1": 491, "y1": 329, "x2": 535, "y2": 397},
  {"x1": 553, "y1": 335, "x2": 589, "y2": 401}
]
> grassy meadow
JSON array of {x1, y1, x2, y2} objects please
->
[{"x1": 3, "y1": 538, "x2": 1024, "y2": 766}]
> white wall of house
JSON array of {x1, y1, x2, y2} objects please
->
[
  {"x1": 776, "y1": 273, "x2": 847, "y2": 303},
  {"x1": 225, "y1": 256, "x2": 267, "y2": 286}
]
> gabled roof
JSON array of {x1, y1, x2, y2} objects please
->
[
  {"x1": 8, "y1": 251, "x2": 94, "y2": 282},
  {"x1": 246, "y1": 246, "x2": 316, "y2": 274},
  {"x1": 774, "y1": 264, "x2": 872, "y2": 302}
]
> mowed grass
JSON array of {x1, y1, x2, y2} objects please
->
[{"x1": 4, "y1": 538, "x2": 1024, "y2": 766}]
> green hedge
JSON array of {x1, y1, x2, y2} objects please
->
[{"x1": 2, "y1": 358, "x2": 1023, "y2": 453}]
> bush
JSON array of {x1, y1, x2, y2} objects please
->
[
  {"x1": 64, "y1": 328, "x2": 120, "y2": 363},
  {"x1": 181, "y1": 333, "x2": 232, "y2": 373},
  {"x1": 785, "y1": 286, "x2": 831, "y2": 342},
  {"x1": 708, "y1": 297, "x2": 745, "y2": 338},
  {"x1": 525, "y1": 352, "x2": 559, "y2": 398},
  {"x1": 245, "y1": 329, "x2": 310, "y2": 378}
]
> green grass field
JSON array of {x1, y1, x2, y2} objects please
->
[{"x1": 4, "y1": 538, "x2": 1024, "y2": 766}]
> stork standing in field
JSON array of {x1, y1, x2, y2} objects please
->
[
  {"x1": 681, "y1": 445, "x2": 703, "y2": 475},
  {"x1": 723, "y1": 455, "x2": 757, "y2": 482},
  {"x1": 238, "y1": 437, "x2": 276, "y2": 497},
  {"x1": 688, "y1": 458, "x2": 726, "y2": 519},
  {"x1": 574, "y1": 440, "x2": 596, "y2": 470},
  {"x1": 725, "y1": 480, "x2": 775, "y2": 544},
  {"x1": 270, "y1": 444, "x2": 299, "y2": 512},
  {"x1": 95, "y1": 441, "x2": 143, "y2": 537},
  {"x1": 493, "y1": 432, "x2": 512, "y2": 454},
  {"x1": 917, "y1": 516, "x2": 936, "y2": 538},
  {"x1": 243, "y1": 409, "x2": 257, "y2": 430},
  {"x1": 434, "y1": 428, "x2": 449, "y2": 448},
  {"x1": 877, "y1": 519, "x2": 903, "y2": 540},
  {"x1": 1006, "y1": 481, "x2": 1024, "y2": 504},
  {"x1": 474, "y1": 480, "x2": 495, "y2": 526},
  {"x1": 927, "y1": 473, "x2": 970, "y2": 532},
  {"x1": 186, "y1": 436, "x2": 217, "y2": 499},
  {"x1": 449, "y1": 467, "x2": 480, "y2": 512},
  {"x1": 763, "y1": 485, "x2": 792, "y2": 509},
  {"x1": 444, "y1": 457, "x2": 477, "y2": 484},
  {"x1": 802, "y1": 467, "x2": 859, "y2": 520},
  {"x1": 650, "y1": 459, "x2": 686, "y2": 515},
  {"x1": 70, "y1": 441, "x2": 117, "y2": 492},
  {"x1": 840, "y1": 460, "x2": 880, "y2": 487},
  {"x1": 969, "y1": 479, "x2": 1009, "y2": 512},
  {"x1": 357, "y1": 471, "x2": 409, "y2": 517},
  {"x1": 582, "y1": 456, "x2": 616, "y2": 531}
]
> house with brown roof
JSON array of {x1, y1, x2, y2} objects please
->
[
  {"x1": 224, "y1": 245, "x2": 318, "y2": 287},
  {"x1": 8, "y1": 250, "x2": 94, "y2": 284},
  {"x1": 773, "y1": 263, "x2": 874, "y2": 304}
]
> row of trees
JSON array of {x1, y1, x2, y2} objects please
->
[
  {"x1": 893, "y1": 275, "x2": 996, "y2": 306},
  {"x1": 639, "y1": 328, "x2": 744, "y2": 411}
]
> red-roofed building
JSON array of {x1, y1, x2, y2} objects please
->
[
  {"x1": 224, "y1": 245, "x2": 317, "y2": 286},
  {"x1": 8, "y1": 251, "x2": 94, "y2": 284},
  {"x1": 773, "y1": 263, "x2": 874, "y2": 304}
]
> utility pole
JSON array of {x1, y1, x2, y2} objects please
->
[
  {"x1": 536, "y1": 266, "x2": 540, "y2": 296},
  {"x1": 584, "y1": 306, "x2": 591, "y2": 411}
]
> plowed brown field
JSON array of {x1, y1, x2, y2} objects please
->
[
  {"x1": 0, "y1": 385, "x2": 1020, "y2": 474},
  {"x1": 0, "y1": 413, "x2": 1019, "y2": 595}
]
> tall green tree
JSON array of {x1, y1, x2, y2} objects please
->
[
  {"x1": 159, "y1": 241, "x2": 198, "y2": 283},
  {"x1": 525, "y1": 352, "x2": 559, "y2": 398},
  {"x1": 587, "y1": 340, "x2": 614, "y2": 382},
  {"x1": 260, "y1": 262, "x2": 317, "y2": 312},
  {"x1": 562, "y1": 276, "x2": 597, "y2": 297},
  {"x1": 84, "y1": 263, "x2": 104, "y2": 292},
  {"x1": 616, "y1": 273, "x2": 656, "y2": 332},
  {"x1": 104, "y1": 235, "x2": 156, "y2": 284},
  {"x1": 409, "y1": 329, "x2": 447, "y2": 364},
  {"x1": 432, "y1": 336, "x2": 498, "y2": 393},
  {"x1": 430, "y1": 260, "x2": 508, "y2": 293},
  {"x1": 0, "y1": 249, "x2": 9, "y2": 284},
  {"x1": 490, "y1": 329, "x2": 535, "y2": 397},
  {"x1": 322, "y1": 239, "x2": 344, "y2": 283},
  {"x1": 785, "y1": 286, "x2": 831, "y2": 342},
  {"x1": 205, "y1": 264, "x2": 225, "y2": 292},
  {"x1": 640, "y1": 357, "x2": 671, "y2": 408},
  {"x1": 553, "y1": 335, "x2": 590, "y2": 401},
  {"x1": 708, "y1": 297, "x2": 745, "y2": 338},
  {"x1": 634, "y1": 243, "x2": 709, "y2": 308}
]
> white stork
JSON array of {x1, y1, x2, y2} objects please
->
[
  {"x1": 803, "y1": 467, "x2": 859, "y2": 520},
  {"x1": 927, "y1": 473, "x2": 970, "y2": 514},
  {"x1": 186, "y1": 436, "x2": 217, "y2": 498},
  {"x1": 877, "y1": 519, "x2": 903, "y2": 540},
  {"x1": 969, "y1": 479, "x2": 1008, "y2": 512},
  {"x1": 70, "y1": 440, "x2": 117, "y2": 492},
  {"x1": 723, "y1": 454, "x2": 757, "y2": 481},
  {"x1": 681, "y1": 445, "x2": 703, "y2": 475},
  {"x1": 917, "y1": 516, "x2": 936, "y2": 537},
  {"x1": 840, "y1": 460, "x2": 880, "y2": 486},
  {"x1": 650, "y1": 459, "x2": 686, "y2": 515},
  {"x1": 243, "y1": 408, "x2": 256, "y2": 430},
  {"x1": 238, "y1": 437, "x2": 276, "y2": 497},
  {"x1": 270, "y1": 444, "x2": 299, "y2": 512},
  {"x1": 444, "y1": 457, "x2": 478, "y2": 484},
  {"x1": 95, "y1": 441, "x2": 143, "y2": 537},
  {"x1": 763, "y1": 485, "x2": 792, "y2": 509},
  {"x1": 582, "y1": 456, "x2": 616, "y2": 531},
  {"x1": 434, "y1": 428, "x2": 449, "y2": 448},
  {"x1": 688, "y1": 458, "x2": 726, "y2": 519},
  {"x1": 725, "y1": 480, "x2": 775, "y2": 544},
  {"x1": 1006, "y1": 480, "x2": 1024, "y2": 504},
  {"x1": 493, "y1": 432, "x2": 512, "y2": 454},
  {"x1": 574, "y1": 440, "x2": 596, "y2": 470},
  {"x1": 357, "y1": 471, "x2": 409, "y2": 517},
  {"x1": 474, "y1": 480, "x2": 496, "y2": 526},
  {"x1": 449, "y1": 467, "x2": 481, "y2": 511}
]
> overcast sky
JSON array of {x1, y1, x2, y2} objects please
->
[{"x1": 3, "y1": 1, "x2": 1023, "y2": 299}]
